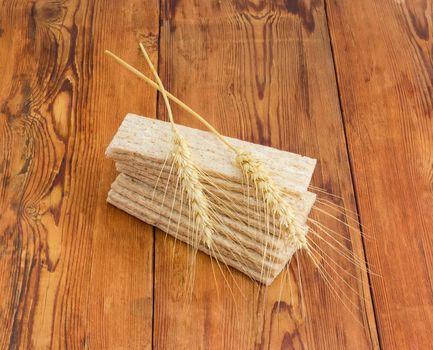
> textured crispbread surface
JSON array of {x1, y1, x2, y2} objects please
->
[
  {"x1": 106, "y1": 114, "x2": 316, "y2": 193},
  {"x1": 113, "y1": 160, "x2": 316, "y2": 226},
  {"x1": 106, "y1": 114, "x2": 316, "y2": 284},
  {"x1": 107, "y1": 176, "x2": 294, "y2": 285}
]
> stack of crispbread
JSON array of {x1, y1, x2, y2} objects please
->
[{"x1": 106, "y1": 114, "x2": 316, "y2": 285}]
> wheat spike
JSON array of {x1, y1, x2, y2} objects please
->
[
  {"x1": 172, "y1": 133, "x2": 214, "y2": 247},
  {"x1": 106, "y1": 48, "x2": 375, "y2": 323},
  {"x1": 235, "y1": 151, "x2": 307, "y2": 250},
  {"x1": 139, "y1": 43, "x2": 215, "y2": 248},
  {"x1": 104, "y1": 48, "x2": 307, "y2": 251}
]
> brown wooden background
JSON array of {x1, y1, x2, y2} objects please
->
[{"x1": 0, "y1": 0, "x2": 431, "y2": 349}]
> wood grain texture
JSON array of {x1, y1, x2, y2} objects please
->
[
  {"x1": 154, "y1": 0, "x2": 378, "y2": 348},
  {"x1": 0, "y1": 0, "x2": 159, "y2": 348},
  {"x1": 4, "y1": 0, "x2": 430, "y2": 348},
  {"x1": 326, "y1": 0, "x2": 433, "y2": 348}
]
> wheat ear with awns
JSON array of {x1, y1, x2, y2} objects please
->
[
  {"x1": 105, "y1": 45, "x2": 372, "y2": 317},
  {"x1": 104, "y1": 48, "x2": 307, "y2": 252},
  {"x1": 137, "y1": 43, "x2": 215, "y2": 249}
]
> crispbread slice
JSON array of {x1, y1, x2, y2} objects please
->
[
  {"x1": 106, "y1": 114, "x2": 316, "y2": 193},
  {"x1": 108, "y1": 189, "x2": 285, "y2": 285},
  {"x1": 105, "y1": 114, "x2": 316, "y2": 284},
  {"x1": 113, "y1": 160, "x2": 316, "y2": 227},
  {"x1": 107, "y1": 178, "x2": 305, "y2": 285},
  {"x1": 113, "y1": 173, "x2": 292, "y2": 252}
]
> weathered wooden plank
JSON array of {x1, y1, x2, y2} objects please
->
[
  {"x1": 154, "y1": 0, "x2": 378, "y2": 348},
  {"x1": 326, "y1": 0, "x2": 433, "y2": 348},
  {"x1": 0, "y1": 1, "x2": 158, "y2": 348}
]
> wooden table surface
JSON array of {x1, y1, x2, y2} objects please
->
[{"x1": 0, "y1": 1, "x2": 431, "y2": 349}]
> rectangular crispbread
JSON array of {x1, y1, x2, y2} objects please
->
[{"x1": 106, "y1": 114, "x2": 317, "y2": 284}]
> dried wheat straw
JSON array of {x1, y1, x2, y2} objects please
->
[
  {"x1": 235, "y1": 151, "x2": 307, "y2": 250},
  {"x1": 105, "y1": 49, "x2": 308, "y2": 250},
  {"x1": 138, "y1": 43, "x2": 215, "y2": 248},
  {"x1": 105, "y1": 46, "x2": 374, "y2": 321}
]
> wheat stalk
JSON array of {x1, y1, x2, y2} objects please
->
[
  {"x1": 105, "y1": 47, "x2": 376, "y2": 321},
  {"x1": 104, "y1": 49, "x2": 306, "y2": 250},
  {"x1": 138, "y1": 43, "x2": 214, "y2": 248}
]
